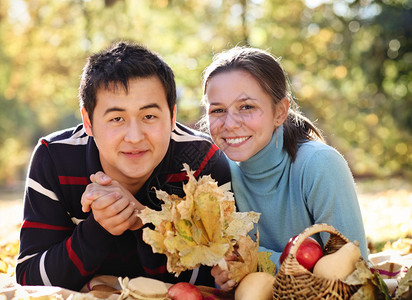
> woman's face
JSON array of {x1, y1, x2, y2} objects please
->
[{"x1": 205, "y1": 70, "x2": 281, "y2": 162}]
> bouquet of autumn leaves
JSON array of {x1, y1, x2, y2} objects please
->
[{"x1": 138, "y1": 164, "x2": 275, "y2": 282}]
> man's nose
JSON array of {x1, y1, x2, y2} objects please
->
[{"x1": 124, "y1": 121, "x2": 144, "y2": 143}]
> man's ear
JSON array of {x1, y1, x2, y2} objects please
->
[
  {"x1": 80, "y1": 107, "x2": 93, "y2": 136},
  {"x1": 171, "y1": 105, "x2": 177, "y2": 131},
  {"x1": 275, "y1": 98, "x2": 289, "y2": 126}
]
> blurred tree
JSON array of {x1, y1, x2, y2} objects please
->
[
  {"x1": 286, "y1": 0, "x2": 412, "y2": 177},
  {"x1": 0, "y1": 0, "x2": 410, "y2": 185}
]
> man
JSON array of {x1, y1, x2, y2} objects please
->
[{"x1": 16, "y1": 41, "x2": 231, "y2": 291}]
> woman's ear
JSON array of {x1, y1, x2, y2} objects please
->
[
  {"x1": 80, "y1": 107, "x2": 93, "y2": 136},
  {"x1": 275, "y1": 98, "x2": 289, "y2": 126}
]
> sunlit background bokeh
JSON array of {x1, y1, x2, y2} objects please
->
[
  {"x1": 0, "y1": 0, "x2": 411, "y2": 185},
  {"x1": 0, "y1": 0, "x2": 411, "y2": 280}
]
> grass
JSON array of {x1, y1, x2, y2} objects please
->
[{"x1": 356, "y1": 177, "x2": 412, "y2": 255}]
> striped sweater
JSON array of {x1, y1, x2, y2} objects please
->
[{"x1": 16, "y1": 122, "x2": 231, "y2": 291}]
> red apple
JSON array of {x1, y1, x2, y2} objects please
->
[
  {"x1": 280, "y1": 235, "x2": 323, "y2": 271},
  {"x1": 167, "y1": 282, "x2": 203, "y2": 300}
]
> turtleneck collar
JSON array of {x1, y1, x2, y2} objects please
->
[
  {"x1": 237, "y1": 124, "x2": 288, "y2": 176},
  {"x1": 229, "y1": 124, "x2": 291, "y2": 196}
]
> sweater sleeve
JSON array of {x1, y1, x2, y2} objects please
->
[
  {"x1": 301, "y1": 146, "x2": 369, "y2": 260},
  {"x1": 16, "y1": 143, "x2": 116, "y2": 291}
]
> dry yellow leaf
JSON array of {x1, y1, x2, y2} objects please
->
[
  {"x1": 257, "y1": 252, "x2": 277, "y2": 275},
  {"x1": 0, "y1": 259, "x2": 8, "y2": 273},
  {"x1": 138, "y1": 164, "x2": 261, "y2": 277},
  {"x1": 227, "y1": 235, "x2": 258, "y2": 282}
]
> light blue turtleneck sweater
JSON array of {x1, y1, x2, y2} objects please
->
[{"x1": 229, "y1": 125, "x2": 368, "y2": 270}]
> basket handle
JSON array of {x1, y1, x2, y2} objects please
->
[{"x1": 288, "y1": 223, "x2": 349, "y2": 256}]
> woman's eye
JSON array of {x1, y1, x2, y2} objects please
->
[
  {"x1": 240, "y1": 104, "x2": 254, "y2": 110},
  {"x1": 210, "y1": 108, "x2": 225, "y2": 114}
]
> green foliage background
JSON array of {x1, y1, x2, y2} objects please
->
[{"x1": 0, "y1": 0, "x2": 411, "y2": 186}]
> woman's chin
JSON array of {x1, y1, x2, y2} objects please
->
[{"x1": 225, "y1": 151, "x2": 250, "y2": 162}]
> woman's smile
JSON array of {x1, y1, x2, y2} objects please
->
[{"x1": 224, "y1": 136, "x2": 250, "y2": 146}]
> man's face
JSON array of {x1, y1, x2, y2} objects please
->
[{"x1": 82, "y1": 76, "x2": 176, "y2": 193}]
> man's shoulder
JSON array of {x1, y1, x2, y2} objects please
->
[
  {"x1": 171, "y1": 122, "x2": 213, "y2": 144},
  {"x1": 162, "y1": 122, "x2": 226, "y2": 172},
  {"x1": 34, "y1": 124, "x2": 92, "y2": 168},
  {"x1": 40, "y1": 124, "x2": 89, "y2": 146},
  {"x1": 169, "y1": 123, "x2": 219, "y2": 162}
]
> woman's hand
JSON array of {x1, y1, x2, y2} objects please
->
[
  {"x1": 211, "y1": 266, "x2": 237, "y2": 291},
  {"x1": 211, "y1": 253, "x2": 238, "y2": 291}
]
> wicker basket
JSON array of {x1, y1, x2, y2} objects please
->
[{"x1": 273, "y1": 224, "x2": 363, "y2": 300}]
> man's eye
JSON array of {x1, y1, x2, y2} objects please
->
[
  {"x1": 111, "y1": 117, "x2": 123, "y2": 122},
  {"x1": 144, "y1": 115, "x2": 156, "y2": 120}
]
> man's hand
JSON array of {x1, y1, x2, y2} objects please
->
[
  {"x1": 81, "y1": 172, "x2": 112, "y2": 213},
  {"x1": 81, "y1": 171, "x2": 145, "y2": 235}
]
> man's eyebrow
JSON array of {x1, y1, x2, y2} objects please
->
[
  {"x1": 103, "y1": 107, "x2": 125, "y2": 116},
  {"x1": 140, "y1": 103, "x2": 162, "y2": 111},
  {"x1": 103, "y1": 103, "x2": 162, "y2": 116}
]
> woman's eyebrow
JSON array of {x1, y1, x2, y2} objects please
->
[
  {"x1": 236, "y1": 92, "x2": 255, "y2": 101},
  {"x1": 209, "y1": 94, "x2": 255, "y2": 106}
]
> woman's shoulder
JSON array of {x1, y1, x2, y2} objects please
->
[
  {"x1": 294, "y1": 140, "x2": 348, "y2": 170},
  {"x1": 292, "y1": 141, "x2": 355, "y2": 191}
]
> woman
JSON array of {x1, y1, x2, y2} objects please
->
[{"x1": 200, "y1": 46, "x2": 368, "y2": 290}]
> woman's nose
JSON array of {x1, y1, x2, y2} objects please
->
[{"x1": 224, "y1": 111, "x2": 243, "y2": 129}]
